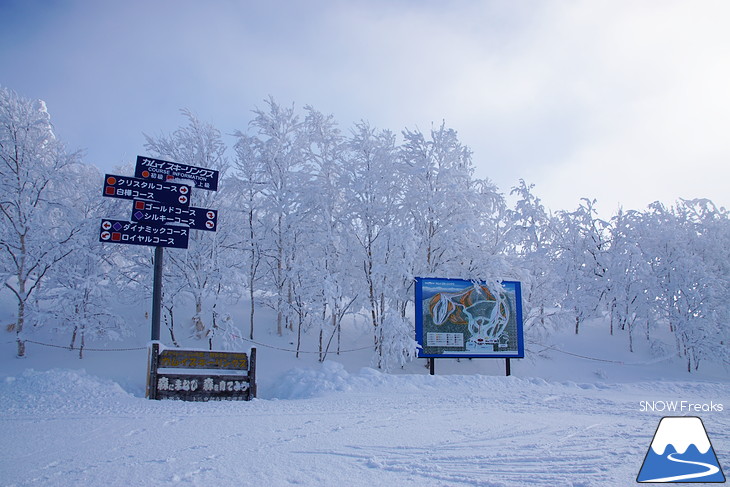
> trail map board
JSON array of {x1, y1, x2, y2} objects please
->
[{"x1": 415, "y1": 277, "x2": 524, "y2": 358}]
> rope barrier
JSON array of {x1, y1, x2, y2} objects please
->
[
  {"x1": 23, "y1": 340, "x2": 147, "y2": 352},
  {"x1": 18, "y1": 338, "x2": 665, "y2": 365},
  {"x1": 526, "y1": 340, "x2": 626, "y2": 364},
  {"x1": 19, "y1": 338, "x2": 373, "y2": 355},
  {"x1": 237, "y1": 336, "x2": 373, "y2": 354},
  {"x1": 525, "y1": 340, "x2": 672, "y2": 366}
]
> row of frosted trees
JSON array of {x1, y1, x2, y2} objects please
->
[{"x1": 1, "y1": 87, "x2": 728, "y2": 370}]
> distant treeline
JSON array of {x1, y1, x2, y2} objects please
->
[{"x1": 1, "y1": 88, "x2": 727, "y2": 370}]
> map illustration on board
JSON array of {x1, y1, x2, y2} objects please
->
[{"x1": 415, "y1": 278, "x2": 524, "y2": 358}]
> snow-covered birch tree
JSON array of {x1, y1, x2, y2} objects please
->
[
  {"x1": 231, "y1": 131, "x2": 268, "y2": 340},
  {"x1": 0, "y1": 87, "x2": 81, "y2": 356},
  {"x1": 553, "y1": 198, "x2": 610, "y2": 334},
  {"x1": 344, "y1": 122, "x2": 415, "y2": 367},
  {"x1": 300, "y1": 107, "x2": 358, "y2": 360},
  {"x1": 43, "y1": 163, "x2": 130, "y2": 357},
  {"x1": 245, "y1": 98, "x2": 307, "y2": 336},
  {"x1": 505, "y1": 180, "x2": 560, "y2": 339},
  {"x1": 401, "y1": 122, "x2": 476, "y2": 277}
]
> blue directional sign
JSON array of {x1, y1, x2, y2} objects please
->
[
  {"x1": 99, "y1": 219, "x2": 189, "y2": 249},
  {"x1": 103, "y1": 174, "x2": 190, "y2": 207},
  {"x1": 131, "y1": 200, "x2": 218, "y2": 232},
  {"x1": 135, "y1": 156, "x2": 219, "y2": 191}
]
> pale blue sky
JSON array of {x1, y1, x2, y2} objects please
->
[{"x1": 2, "y1": 0, "x2": 729, "y2": 215}]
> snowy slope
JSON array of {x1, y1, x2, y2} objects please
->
[{"x1": 1, "y1": 318, "x2": 728, "y2": 487}]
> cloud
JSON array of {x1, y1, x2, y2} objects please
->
[
  {"x1": 1, "y1": 0, "x2": 728, "y2": 214},
  {"x1": 521, "y1": 1, "x2": 730, "y2": 213}
]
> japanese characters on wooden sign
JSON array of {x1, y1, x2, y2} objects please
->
[{"x1": 147, "y1": 344, "x2": 257, "y2": 401}]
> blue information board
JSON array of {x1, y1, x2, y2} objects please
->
[{"x1": 415, "y1": 277, "x2": 524, "y2": 358}]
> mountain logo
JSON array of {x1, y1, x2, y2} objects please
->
[{"x1": 637, "y1": 416, "x2": 726, "y2": 483}]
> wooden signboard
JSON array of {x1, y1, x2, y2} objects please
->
[{"x1": 147, "y1": 343, "x2": 257, "y2": 401}]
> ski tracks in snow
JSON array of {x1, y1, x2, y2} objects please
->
[{"x1": 1, "y1": 369, "x2": 727, "y2": 487}]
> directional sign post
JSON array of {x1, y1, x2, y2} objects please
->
[
  {"x1": 135, "y1": 156, "x2": 220, "y2": 191},
  {"x1": 130, "y1": 199, "x2": 218, "y2": 232},
  {"x1": 99, "y1": 157, "x2": 220, "y2": 355},
  {"x1": 102, "y1": 174, "x2": 190, "y2": 206}
]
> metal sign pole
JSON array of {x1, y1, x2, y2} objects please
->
[{"x1": 151, "y1": 246, "x2": 164, "y2": 341}]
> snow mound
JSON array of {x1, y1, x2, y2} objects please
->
[
  {"x1": 267, "y1": 361, "x2": 401, "y2": 399},
  {"x1": 265, "y1": 360, "x2": 588, "y2": 400},
  {"x1": 0, "y1": 368, "x2": 134, "y2": 414}
]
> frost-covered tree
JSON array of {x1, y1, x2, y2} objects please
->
[
  {"x1": 0, "y1": 87, "x2": 81, "y2": 356},
  {"x1": 299, "y1": 107, "x2": 357, "y2": 360},
  {"x1": 244, "y1": 98, "x2": 308, "y2": 336},
  {"x1": 505, "y1": 180, "x2": 561, "y2": 339},
  {"x1": 553, "y1": 198, "x2": 610, "y2": 334},
  {"x1": 343, "y1": 122, "x2": 417, "y2": 367},
  {"x1": 603, "y1": 208, "x2": 654, "y2": 351},
  {"x1": 641, "y1": 200, "x2": 730, "y2": 371},
  {"x1": 231, "y1": 130, "x2": 268, "y2": 340},
  {"x1": 401, "y1": 122, "x2": 477, "y2": 277},
  {"x1": 42, "y1": 163, "x2": 130, "y2": 357}
]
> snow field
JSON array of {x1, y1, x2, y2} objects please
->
[{"x1": 1, "y1": 359, "x2": 728, "y2": 487}]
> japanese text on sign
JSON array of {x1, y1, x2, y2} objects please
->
[
  {"x1": 99, "y1": 219, "x2": 189, "y2": 249},
  {"x1": 136, "y1": 156, "x2": 219, "y2": 191},
  {"x1": 131, "y1": 200, "x2": 218, "y2": 232},
  {"x1": 156, "y1": 377, "x2": 250, "y2": 393},
  {"x1": 158, "y1": 350, "x2": 248, "y2": 370},
  {"x1": 102, "y1": 174, "x2": 190, "y2": 206}
]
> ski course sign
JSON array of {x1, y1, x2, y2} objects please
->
[
  {"x1": 99, "y1": 157, "x2": 219, "y2": 251},
  {"x1": 130, "y1": 199, "x2": 217, "y2": 232},
  {"x1": 135, "y1": 156, "x2": 219, "y2": 191},
  {"x1": 102, "y1": 174, "x2": 190, "y2": 206},
  {"x1": 99, "y1": 219, "x2": 189, "y2": 249}
]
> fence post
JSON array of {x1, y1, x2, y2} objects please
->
[
  {"x1": 248, "y1": 348, "x2": 257, "y2": 399},
  {"x1": 147, "y1": 342, "x2": 160, "y2": 399}
]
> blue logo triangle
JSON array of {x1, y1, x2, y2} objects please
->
[{"x1": 637, "y1": 416, "x2": 725, "y2": 483}]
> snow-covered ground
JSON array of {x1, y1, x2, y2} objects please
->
[{"x1": 1, "y1": 318, "x2": 728, "y2": 487}]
